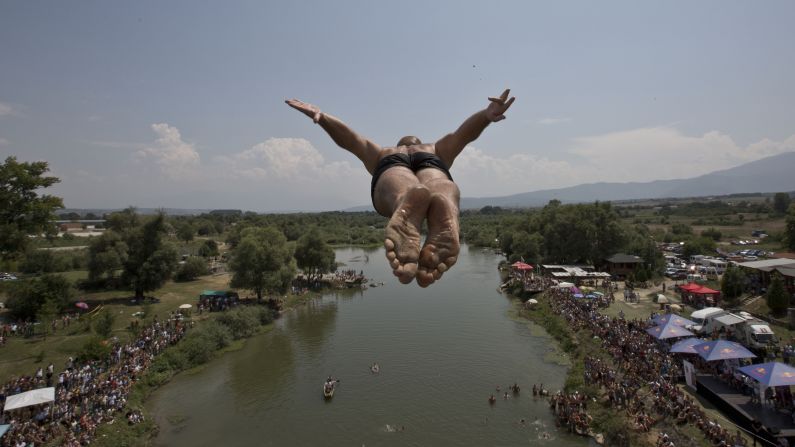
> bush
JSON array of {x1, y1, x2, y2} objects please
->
[
  {"x1": 78, "y1": 337, "x2": 112, "y2": 362},
  {"x1": 256, "y1": 306, "x2": 277, "y2": 325},
  {"x1": 176, "y1": 321, "x2": 232, "y2": 367},
  {"x1": 215, "y1": 307, "x2": 260, "y2": 339},
  {"x1": 93, "y1": 310, "x2": 115, "y2": 338},
  {"x1": 175, "y1": 257, "x2": 209, "y2": 282}
]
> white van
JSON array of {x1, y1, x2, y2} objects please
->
[{"x1": 689, "y1": 307, "x2": 725, "y2": 333}]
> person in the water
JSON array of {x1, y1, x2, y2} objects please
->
[{"x1": 286, "y1": 90, "x2": 515, "y2": 287}]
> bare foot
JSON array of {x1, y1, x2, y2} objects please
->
[
  {"x1": 384, "y1": 185, "x2": 431, "y2": 284},
  {"x1": 416, "y1": 193, "x2": 460, "y2": 287}
]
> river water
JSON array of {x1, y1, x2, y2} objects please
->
[{"x1": 149, "y1": 246, "x2": 589, "y2": 447}]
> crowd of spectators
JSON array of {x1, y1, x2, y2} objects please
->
[
  {"x1": 548, "y1": 390, "x2": 592, "y2": 435},
  {"x1": 543, "y1": 286, "x2": 758, "y2": 447},
  {"x1": 0, "y1": 315, "x2": 187, "y2": 446}
]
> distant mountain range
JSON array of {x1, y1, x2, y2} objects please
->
[
  {"x1": 455, "y1": 151, "x2": 795, "y2": 209},
  {"x1": 63, "y1": 152, "x2": 795, "y2": 215}
]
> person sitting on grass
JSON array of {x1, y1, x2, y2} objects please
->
[{"x1": 286, "y1": 89, "x2": 515, "y2": 287}]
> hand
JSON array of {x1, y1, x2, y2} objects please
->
[
  {"x1": 285, "y1": 99, "x2": 322, "y2": 123},
  {"x1": 485, "y1": 89, "x2": 515, "y2": 122}
]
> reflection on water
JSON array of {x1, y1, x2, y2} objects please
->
[
  {"x1": 150, "y1": 246, "x2": 588, "y2": 447},
  {"x1": 283, "y1": 300, "x2": 338, "y2": 358}
]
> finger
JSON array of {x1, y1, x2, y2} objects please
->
[
  {"x1": 493, "y1": 115, "x2": 505, "y2": 122},
  {"x1": 501, "y1": 89, "x2": 510, "y2": 101},
  {"x1": 488, "y1": 97, "x2": 504, "y2": 104},
  {"x1": 504, "y1": 97, "x2": 516, "y2": 110}
]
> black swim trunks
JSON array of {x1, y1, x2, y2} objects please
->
[{"x1": 370, "y1": 152, "x2": 453, "y2": 205}]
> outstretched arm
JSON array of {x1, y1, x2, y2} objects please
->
[
  {"x1": 285, "y1": 99, "x2": 382, "y2": 174},
  {"x1": 435, "y1": 89, "x2": 515, "y2": 168}
]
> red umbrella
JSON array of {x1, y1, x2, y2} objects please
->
[
  {"x1": 75, "y1": 302, "x2": 89, "y2": 310},
  {"x1": 512, "y1": 261, "x2": 533, "y2": 271}
]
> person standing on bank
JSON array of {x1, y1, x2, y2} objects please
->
[{"x1": 286, "y1": 89, "x2": 515, "y2": 287}]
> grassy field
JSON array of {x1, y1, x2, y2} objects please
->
[{"x1": 0, "y1": 272, "x2": 238, "y2": 382}]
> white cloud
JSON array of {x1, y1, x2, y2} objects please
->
[
  {"x1": 453, "y1": 146, "x2": 580, "y2": 195},
  {"x1": 0, "y1": 102, "x2": 20, "y2": 117},
  {"x1": 134, "y1": 123, "x2": 200, "y2": 178},
  {"x1": 569, "y1": 126, "x2": 795, "y2": 182},
  {"x1": 448, "y1": 127, "x2": 795, "y2": 197},
  {"x1": 537, "y1": 117, "x2": 570, "y2": 125},
  {"x1": 217, "y1": 137, "x2": 364, "y2": 183}
]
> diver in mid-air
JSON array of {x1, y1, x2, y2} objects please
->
[{"x1": 286, "y1": 89, "x2": 515, "y2": 287}]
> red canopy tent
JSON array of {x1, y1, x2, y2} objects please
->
[
  {"x1": 680, "y1": 284, "x2": 720, "y2": 307},
  {"x1": 678, "y1": 283, "x2": 701, "y2": 292},
  {"x1": 692, "y1": 285, "x2": 719, "y2": 295}
]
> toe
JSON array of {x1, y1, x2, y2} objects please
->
[{"x1": 416, "y1": 270, "x2": 435, "y2": 287}]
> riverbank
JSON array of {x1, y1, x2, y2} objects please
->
[
  {"x1": 91, "y1": 287, "x2": 339, "y2": 447},
  {"x1": 509, "y1": 282, "x2": 712, "y2": 447}
]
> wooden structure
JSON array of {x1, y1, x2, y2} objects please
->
[{"x1": 604, "y1": 253, "x2": 644, "y2": 279}]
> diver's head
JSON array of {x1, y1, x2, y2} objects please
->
[{"x1": 397, "y1": 136, "x2": 421, "y2": 147}]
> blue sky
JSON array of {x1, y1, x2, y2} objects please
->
[{"x1": 1, "y1": 1, "x2": 794, "y2": 211}]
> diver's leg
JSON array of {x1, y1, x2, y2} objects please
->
[
  {"x1": 414, "y1": 174, "x2": 460, "y2": 288},
  {"x1": 373, "y1": 168, "x2": 431, "y2": 284}
]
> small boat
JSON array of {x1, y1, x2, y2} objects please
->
[
  {"x1": 370, "y1": 363, "x2": 380, "y2": 374},
  {"x1": 324, "y1": 383, "x2": 335, "y2": 398},
  {"x1": 323, "y1": 379, "x2": 337, "y2": 399}
]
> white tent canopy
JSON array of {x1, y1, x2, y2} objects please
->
[{"x1": 3, "y1": 387, "x2": 54, "y2": 412}]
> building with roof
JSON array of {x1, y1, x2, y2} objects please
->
[
  {"x1": 604, "y1": 253, "x2": 645, "y2": 279},
  {"x1": 735, "y1": 259, "x2": 795, "y2": 295},
  {"x1": 539, "y1": 264, "x2": 611, "y2": 285}
]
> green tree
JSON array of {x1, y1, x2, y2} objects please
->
[
  {"x1": 198, "y1": 239, "x2": 220, "y2": 258},
  {"x1": 121, "y1": 213, "x2": 178, "y2": 299},
  {"x1": 229, "y1": 227, "x2": 296, "y2": 301},
  {"x1": 766, "y1": 273, "x2": 788, "y2": 317},
  {"x1": 36, "y1": 298, "x2": 60, "y2": 338},
  {"x1": 175, "y1": 257, "x2": 209, "y2": 282},
  {"x1": 176, "y1": 222, "x2": 196, "y2": 243},
  {"x1": 93, "y1": 310, "x2": 115, "y2": 338},
  {"x1": 508, "y1": 231, "x2": 542, "y2": 264},
  {"x1": 721, "y1": 263, "x2": 746, "y2": 302},
  {"x1": 682, "y1": 237, "x2": 716, "y2": 259},
  {"x1": 104, "y1": 207, "x2": 140, "y2": 233},
  {"x1": 6, "y1": 274, "x2": 74, "y2": 320},
  {"x1": 786, "y1": 206, "x2": 795, "y2": 252},
  {"x1": 773, "y1": 192, "x2": 792, "y2": 214},
  {"x1": 87, "y1": 231, "x2": 129, "y2": 283},
  {"x1": 294, "y1": 227, "x2": 335, "y2": 280},
  {"x1": 0, "y1": 156, "x2": 64, "y2": 260}
]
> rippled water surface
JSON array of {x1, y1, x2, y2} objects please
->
[{"x1": 149, "y1": 246, "x2": 589, "y2": 447}]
